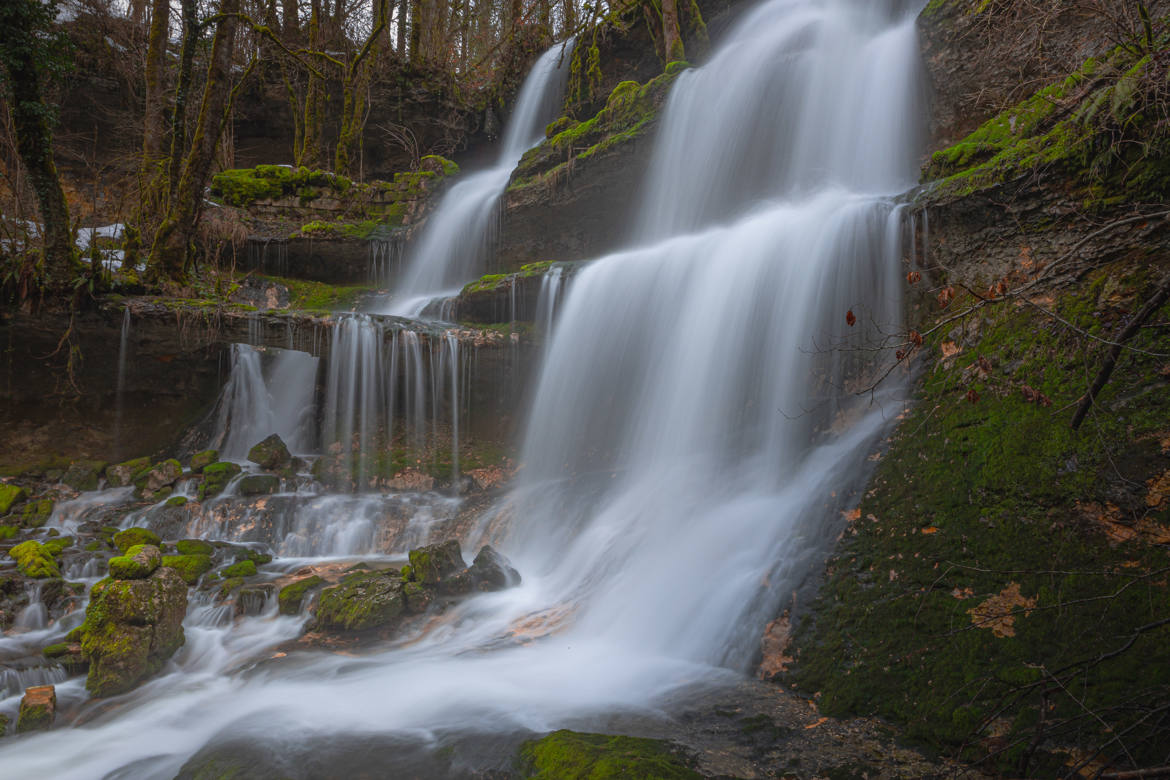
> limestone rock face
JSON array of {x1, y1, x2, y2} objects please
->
[{"x1": 80, "y1": 566, "x2": 187, "y2": 697}]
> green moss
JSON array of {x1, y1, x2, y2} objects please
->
[
  {"x1": 789, "y1": 268, "x2": 1170, "y2": 768},
  {"x1": 113, "y1": 527, "x2": 162, "y2": 554},
  {"x1": 41, "y1": 536, "x2": 73, "y2": 556},
  {"x1": 9, "y1": 540, "x2": 61, "y2": 578},
  {"x1": 189, "y1": 450, "x2": 218, "y2": 473},
  {"x1": 419, "y1": 154, "x2": 460, "y2": 177},
  {"x1": 42, "y1": 642, "x2": 71, "y2": 658},
  {"x1": 20, "y1": 498, "x2": 53, "y2": 528},
  {"x1": 278, "y1": 575, "x2": 324, "y2": 615},
  {"x1": 175, "y1": 539, "x2": 214, "y2": 556},
  {"x1": 199, "y1": 461, "x2": 241, "y2": 500},
  {"x1": 315, "y1": 570, "x2": 405, "y2": 631},
  {"x1": 518, "y1": 730, "x2": 701, "y2": 779},
  {"x1": 165, "y1": 495, "x2": 188, "y2": 508},
  {"x1": 0, "y1": 483, "x2": 27, "y2": 514},
  {"x1": 209, "y1": 165, "x2": 347, "y2": 207},
  {"x1": 259, "y1": 275, "x2": 372, "y2": 313},
  {"x1": 219, "y1": 559, "x2": 257, "y2": 578},
  {"x1": 0, "y1": 524, "x2": 17, "y2": 539},
  {"x1": 161, "y1": 554, "x2": 213, "y2": 585}
]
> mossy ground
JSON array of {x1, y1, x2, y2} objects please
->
[
  {"x1": 517, "y1": 730, "x2": 702, "y2": 780},
  {"x1": 788, "y1": 266, "x2": 1170, "y2": 773},
  {"x1": 257, "y1": 275, "x2": 373, "y2": 313}
]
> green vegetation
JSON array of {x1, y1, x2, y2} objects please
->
[
  {"x1": 199, "y1": 461, "x2": 241, "y2": 500},
  {"x1": 9, "y1": 540, "x2": 60, "y2": 578},
  {"x1": 790, "y1": 266, "x2": 1170, "y2": 772},
  {"x1": 278, "y1": 575, "x2": 324, "y2": 615},
  {"x1": 210, "y1": 165, "x2": 348, "y2": 207},
  {"x1": 20, "y1": 498, "x2": 54, "y2": 528},
  {"x1": 517, "y1": 730, "x2": 701, "y2": 779},
  {"x1": 260, "y1": 275, "x2": 373, "y2": 313},
  {"x1": 219, "y1": 559, "x2": 257, "y2": 578},
  {"x1": 162, "y1": 554, "x2": 213, "y2": 584},
  {"x1": 113, "y1": 527, "x2": 162, "y2": 554},
  {"x1": 925, "y1": 48, "x2": 1170, "y2": 206},
  {"x1": 0, "y1": 483, "x2": 27, "y2": 514}
]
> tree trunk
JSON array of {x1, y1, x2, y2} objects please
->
[
  {"x1": 300, "y1": 0, "x2": 327, "y2": 167},
  {"x1": 562, "y1": 0, "x2": 576, "y2": 36},
  {"x1": 2, "y1": 31, "x2": 75, "y2": 295},
  {"x1": 146, "y1": 0, "x2": 242, "y2": 285},
  {"x1": 281, "y1": 0, "x2": 301, "y2": 44},
  {"x1": 141, "y1": 0, "x2": 170, "y2": 168},
  {"x1": 662, "y1": 0, "x2": 685, "y2": 63},
  {"x1": 167, "y1": 0, "x2": 200, "y2": 207}
]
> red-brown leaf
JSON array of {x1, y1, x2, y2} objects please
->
[{"x1": 846, "y1": 310, "x2": 857, "y2": 327}]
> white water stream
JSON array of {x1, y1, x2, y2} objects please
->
[
  {"x1": 0, "y1": 0, "x2": 923, "y2": 774},
  {"x1": 384, "y1": 41, "x2": 573, "y2": 317}
]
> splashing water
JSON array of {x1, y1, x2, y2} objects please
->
[
  {"x1": 0, "y1": 0, "x2": 924, "y2": 773},
  {"x1": 384, "y1": 41, "x2": 573, "y2": 317}
]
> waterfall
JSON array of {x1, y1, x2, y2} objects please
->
[
  {"x1": 212, "y1": 344, "x2": 320, "y2": 459},
  {"x1": 384, "y1": 41, "x2": 573, "y2": 317},
  {"x1": 113, "y1": 308, "x2": 131, "y2": 459},
  {"x1": 0, "y1": 1, "x2": 926, "y2": 774}
]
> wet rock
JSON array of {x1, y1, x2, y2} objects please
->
[
  {"x1": 401, "y1": 580, "x2": 434, "y2": 614},
  {"x1": 189, "y1": 449, "x2": 219, "y2": 473},
  {"x1": 62, "y1": 460, "x2": 107, "y2": 491},
  {"x1": 113, "y1": 527, "x2": 162, "y2": 553},
  {"x1": 199, "y1": 461, "x2": 241, "y2": 500},
  {"x1": 105, "y1": 456, "x2": 151, "y2": 487},
  {"x1": 219, "y1": 559, "x2": 257, "y2": 578},
  {"x1": 315, "y1": 570, "x2": 406, "y2": 631},
  {"x1": 407, "y1": 540, "x2": 466, "y2": 587},
  {"x1": 247, "y1": 434, "x2": 292, "y2": 471},
  {"x1": 161, "y1": 554, "x2": 213, "y2": 585},
  {"x1": 108, "y1": 544, "x2": 162, "y2": 580},
  {"x1": 134, "y1": 459, "x2": 183, "y2": 500},
  {"x1": 278, "y1": 575, "x2": 324, "y2": 615},
  {"x1": 19, "y1": 498, "x2": 54, "y2": 528},
  {"x1": 518, "y1": 730, "x2": 702, "y2": 779},
  {"x1": 16, "y1": 685, "x2": 56, "y2": 733},
  {"x1": 164, "y1": 495, "x2": 187, "y2": 508},
  {"x1": 0, "y1": 483, "x2": 27, "y2": 514},
  {"x1": 175, "y1": 539, "x2": 214, "y2": 556},
  {"x1": 468, "y1": 545, "x2": 521, "y2": 592},
  {"x1": 238, "y1": 474, "x2": 280, "y2": 496},
  {"x1": 80, "y1": 566, "x2": 186, "y2": 697},
  {"x1": 233, "y1": 583, "x2": 276, "y2": 616},
  {"x1": 8, "y1": 541, "x2": 61, "y2": 578},
  {"x1": 42, "y1": 641, "x2": 87, "y2": 674}
]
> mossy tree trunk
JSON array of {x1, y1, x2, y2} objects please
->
[
  {"x1": 167, "y1": 0, "x2": 200, "y2": 207},
  {"x1": 141, "y1": 0, "x2": 170, "y2": 168},
  {"x1": 300, "y1": 0, "x2": 327, "y2": 168},
  {"x1": 335, "y1": 0, "x2": 388, "y2": 177},
  {"x1": 661, "y1": 0, "x2": 684, "y2": 63},
  {"x1": 146, "y1": 0, "x2": 242, "y2": 285},
  {"x1": 0, "y1": 0, "x2": 77, "y2": 298}
]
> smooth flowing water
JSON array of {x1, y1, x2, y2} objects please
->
[
  {"x1": 0, "y1": 0, "x2": 924, "y2": 774},
  {"x1": 384, "y1": 41, "x2": 573, "y2": 317}
]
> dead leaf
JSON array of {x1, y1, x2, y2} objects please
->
[
  {"x1": 941, "y1": 341, "x2": 960, "y2": 359},
  {"x1": 920, "y1": 526, "x2": 939, "y2": 534},
  {"x1": 804, "y1": 717, "x2": 829, "y2": 730},
  {"x1": 968, "y1": 583, "x2": 1036, "y2": 638},
  {"x1": 846, "y1": 310, "x2": 857, "y2": 327}
]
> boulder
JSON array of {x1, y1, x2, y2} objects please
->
[
  {"x1": 233, "y1": 583, "x2": 276, "y2": 617},
  {"x1": 247, "y1": 434, "x2": 292, "y2": 471},
  {"x1": 175, "y1": 539, "x2": 214, "y2": 556},
  {"x1": 468, "y1": 545, "x2": 521, "y2": 591},
  {"x1": 20, "y1": 498, "x2": 54, "y2": 528},
  {"x1": 407, "y1": 540, "x2": 465, "y2": 587},
  {"x1": 199, "y1": 461, "x2": 241, "y2": 500},
  {"x1": 238, "y1": 474, "x2": 280, "y2": 496},
  {"x1": 16, "y1": 685, "x2": 56, "y2": 733},
  {"x1": 219, "y1": 559, "x2": 257, "y2": 578},
  {"x1": 113, "y1": 527, "x2": 162, "y2": 553},
  {"x1": 80, "y1": 566, "x2": 187, "y2": 697},
  {"x1": 189, "y1": 450, "x2": 219, "y2": 473},
  {"x1": 278, "y1": 575, "x2": 324, "y2": 615},
  {"x1": 62, "y1": 460, "x2": 107, "y2": 491},
  {"x1": 105, "y1": 456, "x2": 151, "y2": 487},
  {"x1": 134, "y1": 459, "x2": 183, "y2": 499},
  {"x1": 8, "y1": 541, "x2": 60, "y2": 578},
  {"x1": 315, "y1": 570, "x2": 406, "y2": 631},
  {"x1": 108, "y1": 544, "x2": 162, "y2": 580},
  {"x1": 161, "y1": 554, "x2": 213, "y2": 585},
  {"x1": 0, "y1": 483, "x2": 27, "y2": 515}
]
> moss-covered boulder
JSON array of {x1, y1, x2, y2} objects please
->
[
  {"x1": 517, "y1": 730, "x2": 701, "y2": 779},
  {"x1": 278, "y1": 575, "x2": 324, "y2": 615},
  {"x1": 134, "y1": 459, "x2": 183, "y2": 500},
  {"x1": 165, "y1": 495, "x2": 188, "y2": 508},
  {"x1": 113, "y1": 527, "x2": 162, "y2": 553},
  {"x1": 8, "y1": 541, "x2": 61, "y2": 578},
  {"x1": 198, "y1": 461, "x2": 241, "y2": 500},
  {"x1": 19, "y1": 498, "x2": 54, "y2": 528},
  {"x1": 0, "y1": 483, "x2": 27, "y2": 514},
  {"x1": 189, "y1": 450, "x2": 218, "y2": 473},
  {"x1": 105, "y1": 456, "x2": 151, "y2": 487},
  {"x1": 315, "y1": 570, "x2": 406, "y2": 631},
  {"x1": 43, "y1": 641, "x2": 87, "y2": 674},
  {"x1": 238, "y1": 474, "x2": 280, "y2": 496},
  {"x1": 62, "y1": 460, "x2": 107, "y2": 491},
  {"x1": 80, "y1": 567, "x2": 187, "y2": 697},
  {"x1": 247, "y1": 434, "x2": 292, "y2": 471},
  {"x1": 175, "y1": 539, "x2": 214, "y2": 556},
  {"x1": 219, "y1": 559, "x2": 257, "y2": 578},
  {"x1": 108, "y1": 544, "x2": 162, "y2": 580},
  {"x1": 161, "y1": 554, "x2": 213, "y2": 585},
  {"x1": 15, "y1": 685, "x2": 56, "y2": 734},
  {"x1": 407, "y1": 540, "x2": 465, "y2": 588}
]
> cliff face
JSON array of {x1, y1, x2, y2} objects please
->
[{"x1": 787, "y1": 2, "x2": 1170, "y2": 774}]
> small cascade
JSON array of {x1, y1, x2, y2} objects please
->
[
  {"x1": 533, "y1": 265, "x2": 567, "y2": 334},
  {"x1": 113, "y1": 308, "x2": 131, "y2": 459},
  {"x1": 12, "y1": 582, "x2": 48, "y2": 632},
  {"x1": 384, "y1": 40, "x2": 573, "y2": 316},
  {"x1": 0, "y1": 665, "x2": 68, "y2": 702},
  {"x1": 246, "y1": 237, "x2": 289, "y2": 277},
  {"x1": 369, "y1": 235, "x2": 405, "y2": 286},
  {"x1": 211, "y1": 344, "x2": 320, "y2": 460}
]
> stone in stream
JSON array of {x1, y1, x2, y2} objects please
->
[
  {"x1": 468, "y1": 545, "x2": 521, "y2": 591},
  {"x1": 16, "y1": 685, "x2": 56, "y2": 733},
  {"x1": 237, "y1": 474, "x2": 280, "y2": 496},
  {"x1": 198, "y1": 461, "x2": 241, "y2": 500},
  {"x1": 407, "y1": 539, "x2": 465, "y2": 587},
  {"x1": 247, "y1": 434, "x2": 292, "y2": 471},
  {"x1": 105, "y1": 456, "x2": 151, "y2": 487},
  {"x1": 314, "y1": 570, "x2": 406, "y2": 631},
  {"x1": 80, "y1": 566, "x2": 186, "y2": 697},
  {"x1": 278, "y1": 575, "x2": 324, "y2": 615},
  {"x1": 188, "y1": 449, "x2": 219, "y2": 473},
  {"x1": 113, "y1": 526, "x2": 162, "y2": 553},
  {"x1": 62, "y1": 460, "x2": 107, "y2": 491},
  {"x1": 0, "y1": 483, "x2": 27, "y2": 514},
  {"x1": 107, "y1": 544, "x2": 162, "y2": 580},
  {"x1": 133, "y1": 459, "x2": 183, "y2": 500}
]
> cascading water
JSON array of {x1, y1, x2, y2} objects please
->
[
  {"x1": 211, "y1": 344, "x2": 320, "y2": 459},
  {"x1": 0, "y1": 0, "x2": 925, "y2": 773},
  {"x1": 384, "y1": 41, "x2": 573, "y2": 317}
]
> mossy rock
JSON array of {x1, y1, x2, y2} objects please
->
[
  {"x1": 189, "y1": 450, "x2": 218, "y2": 473},
  {"x1": 15, "y1": 686, "x2": 56, "y2": 733},
  {"x1": 518, "y1": 730, "x2": 702, "y2": 779},
  {"x1": 401, "y1": 580, "x2": 433, "y2": 614},
  {"x1": 108, "y1": 544, "x2": 162, "y2": 580},
  {"x1": 247, "y1": 434, "x2": 292, "y2": 471},
  {"x1": 20, "y1": 498, "x2": 54, "y2": 528},
  {"x1": 419, "y1": 154, "x2": 460, "y2": 177},
  {"x1": 162, "y1": 554, "x2": 214, "y2": 585},
  {"x1": 62, "y1": 460, "x2": 107, "y2": 491},
  {"x1": 0, "y1": 524, "x2": 17, "y2": 540},
  {"x1": 278, "y1": 575, "x2": 324, "y2": 615},
  {"x1": 238, "y1": 474, "x2": 280, "y2": 496},
  {"x1": 113, "y1": 527, "x2": 162, "y2": 553},
  {"x1": 133, "y1": 459, "x2": 183, "y2": 499},
  {"x1": 79, "y1": 567, "x2": 187, "y2": 697},
  {"x1": 175, "y1": 539, "x2": 214, "y2": 556},
  {"x1": 105, "y1": 456, "x2": 151, "y2": 487},
  {"x1": 8, "y1": 541, "x2": 61, "y2": 578},
  {"x1": 219, "y1": 559, "x2": 257, "y2": 578},
  {"x1": 41, "y1": 536, "x2": 73, "y2": 556},
  {"x1": 199, "y1": 461, "x2": 241, "y2": 500},
  {"x1": 407, "y1": 540, "x2": 465, "y2": 587},
  {"x1": 165, "y1": 495, "x2": 188, "y2": 508},
  {"x1": 0, "y1": 483, "x2": 27, "y2": 514},
  {"x1": 315, "y1": 570, "x2": 406, "y2": 632}
]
